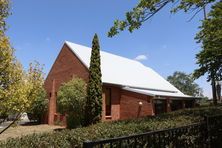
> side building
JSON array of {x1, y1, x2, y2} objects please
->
[{"x1": 45, "y1": 41, "x2": 195, "y2": 125}]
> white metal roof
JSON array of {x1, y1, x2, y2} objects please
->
[
  {"x1": 122, "y1": 87, "x2": 192, "y2": 98},
  {"x1": 65, "y1": 41, "x2": 191, "y2": 98}
]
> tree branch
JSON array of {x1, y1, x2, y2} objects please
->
[
  {"x1": 0, "y1": 113, "x2": 21, "y2": 135},
  {"x1": 187, "y1": 7, "x2": 204, "y2": 22},
  {"x1": 142, "y1": 1, "x2": 169, "y2": 22}
]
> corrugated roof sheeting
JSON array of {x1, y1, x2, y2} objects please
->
[{"x1": 65, "y1": 41, "x2": 194, "y2": 98}]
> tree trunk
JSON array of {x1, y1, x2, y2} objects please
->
[
  {"x1": 216, "y1": 83, "x2": 221, "y2": 102},
  {"x1": 212, "y1": 80, "x2": 217, "y2": 105}
]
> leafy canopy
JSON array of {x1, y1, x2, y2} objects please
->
[
  {"x1": 0, "y1": 0, "x2": 10, "y2": 34},
  {"x1": 0, "y1": 0, "x2": 47, "y2": 134},
  {"x1": 26, "y1": 62, "x2": 48, "y2": 123},
  {"x1": 108, "y1": 0, "x2": 216, "y2": 37},
  {"x1": 0, "y1": 0, "x2": 28, "y2": 118},
  {"x1": 193, "y1": 1, "x2": 222, "y2": 104},
  {"x1": 27, "y1": 88, "x2": 47, "y2": 123},
  {"x1": 194, "y1": 1, "x2": 222, "y2": 82},
  {"x1": 167, "y1": 71, "x2": 203, "y2": 97},
  {"x1": 57, "y1": 77, "x2": 86, "y2": 114},
  {"x1": 0, "y1": 33, "x2": 26, "y2": 116},
  {"x1": 57, "y1": 77, "x2": 86, "y2": 128}
]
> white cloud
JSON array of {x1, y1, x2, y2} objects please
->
[{"x1": 134, "y1": 54, "x2": 148, "y2": 61}]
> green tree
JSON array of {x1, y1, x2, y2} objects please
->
[
  {"x1": 0, "y1": 0, "x2": 10, "y2": 34},
  {"x1": 194, "y1": 1, "x2": 222, "y2": 105},
  {"x1": 57, "y1": 78, "x2": 86, "y2": 129},
  {"x1": 108, "y1": 0, "x2": 215, "y2": 37},
  {"x1": 84, "y1": 34, "x2": 102, "y2": 126},
  {"x1": 167, "y1": 71, "x2": 203, "y2": 97},
  {"x1": 0, "y1": 40, "x2": 25, "y2": 120},
  {"x1": 0, "y1": 61, "x2": 46, "y2": 134},
  {"x1": 26, "y1": 62, "x2": 48, "y2": 124},
  {"x1": 0, "y1": 0, "x2": 48, "y2": 134},
  {"x1": 27, "y1": 88, "x2": 48, "y2": 123},
  {"x1": 0, "y1": 0, "x2": 27, "y2": 124}
]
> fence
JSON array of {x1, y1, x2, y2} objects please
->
[
  {"x1": 83, "y1": 115, "x2": 222, "y2": 148},
  {"x1": 206, "y1": 114, "x2": 222, "y2": 147}
]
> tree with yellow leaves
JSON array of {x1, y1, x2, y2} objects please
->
[{"x1": 0, "y1": 0, "x2": 47, "y2": 134}]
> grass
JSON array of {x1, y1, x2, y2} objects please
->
[{"x1": 0, "y1": 124, "x2": 64, "y2": 141}]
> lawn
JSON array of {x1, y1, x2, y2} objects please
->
[{"x1": 0, "y1": 124, "x2": 64, "y2": 141}]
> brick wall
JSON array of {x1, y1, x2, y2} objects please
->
[
  {"x1": 120, "y1": 90, "x2": 154, "y2": 120},
  {"x1": 102, "y1": 86, "x2": 155, "y2": 121},
  {"x1": 44, "y1": 44, "x2": 89, "y2": 125}
]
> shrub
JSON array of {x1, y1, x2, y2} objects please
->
[
  {"x1": 1, "y1": 105, "x2": 222, "y2": 147},
  {"x1": 57, "y1": 77, "x2": 87, "y2": 129}
]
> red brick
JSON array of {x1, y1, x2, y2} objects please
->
[
  {"x1": 45, "y1": 44, "x2": 89, "y2": 125},
  {"x1": 120, "y1": 90, "x2": 154, "y2": 120}
]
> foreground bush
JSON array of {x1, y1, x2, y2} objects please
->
[{"x1": 1, "y1": 105, "x2": 222, "y2": 147}]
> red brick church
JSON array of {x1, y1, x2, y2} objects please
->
[{"x1": 45, "y1": 41, "x2": 195, "y2": 125}]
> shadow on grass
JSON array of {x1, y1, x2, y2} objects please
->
[{"x1": 20, "y1": 121, "x2": 40, "y2": 126}]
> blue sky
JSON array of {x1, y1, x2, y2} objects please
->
[{"x1": 7, "y1": 0, "x2": 211, "y2": 97}]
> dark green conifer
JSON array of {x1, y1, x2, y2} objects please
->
[{"x1": 84, "y1": 34, "x2": 102, "y2": 126}]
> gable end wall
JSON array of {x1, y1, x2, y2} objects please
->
[{"x1": 44, "y1": 44, "x2": 89, "y2": 124}]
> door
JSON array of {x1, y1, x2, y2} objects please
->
[{"x1": 154, "y1": 99, "x2": 167, "y2": 115}]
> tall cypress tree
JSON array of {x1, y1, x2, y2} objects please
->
[{"x1": 84, "y1": 34, "x2": 102, "y2": 126}]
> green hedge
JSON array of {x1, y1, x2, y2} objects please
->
[{"x1": 1, "y1": 105, "x2": 222, "y2": 148}]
